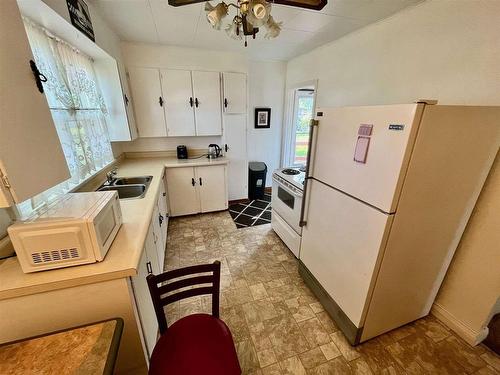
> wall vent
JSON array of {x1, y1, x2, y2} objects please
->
[{"x1": 31, "y1": 248, "x2": 79, "y2": 264}]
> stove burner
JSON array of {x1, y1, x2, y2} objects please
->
[{"x1": 281, "y1": 168, "x2": 300, "y2": 175}]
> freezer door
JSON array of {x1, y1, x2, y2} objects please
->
[
  {"x1": 300, "y1": 180, "x2": 393, "y2": 327},
  {"x1": 312, "y1": 104, "x2": 424, "y2": 213}
]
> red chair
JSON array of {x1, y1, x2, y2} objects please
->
[{"x1": 146, "y1": 261, "x2": 241, "y2": 375}]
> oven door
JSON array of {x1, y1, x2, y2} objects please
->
[{"x1": 272, "y1": 177, "x2": 302, "y2": 234}]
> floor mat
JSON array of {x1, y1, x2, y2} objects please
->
[{"x1": 229, "y1": 194, "x2": 271, "y2": 228}]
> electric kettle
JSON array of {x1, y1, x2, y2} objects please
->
[{"x1": 207, "y1": 144, "x2": 222, "y2": 159}]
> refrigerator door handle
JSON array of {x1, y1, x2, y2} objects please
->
[{"x1": 299, "y1": 119, "x2": 319, "y2": 227}]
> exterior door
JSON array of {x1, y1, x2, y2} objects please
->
[
  {"x1": 165, "y1": 167, "x2": 200, "y2": 216},
  {"x1": 128, "y1": 67, "x2": 166, "y2": 137},
  {"x1": 196, "y1": 165, "x2": 228, "y2": 213},
  {"x1": 192, "y1": 71, "x2": 222, "y2": 136},
  {"x1": 0, "y1": 0, "x2": 69, "y2": 207},
  {"x1": 222, "y1": 72, "x2": 246, "y2": 114},
  {"x1": 300, "y1": 180, "x2": 393, "y2": 327},
  {"x1": 312, "y1": 105, "x2": 423, "y2": 213},
  {"x1": 160, "y1": 69, "x2": 196, "y2": 136}
]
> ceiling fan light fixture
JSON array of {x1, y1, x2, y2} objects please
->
[
  {"x1": 205, "y1": 2, "x2": 229, "y2": 30},
  {"x1": 264, "y1": 15, "x2": 282, "y2": 39},
  {"x1": 246, "y1": 0, "x2": 271, "y2": 27},
  {"x1": 225, "y1": 16, "x2": 243, "y2": 40}
]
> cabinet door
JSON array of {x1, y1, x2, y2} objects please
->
[
  {"x1": 120, "y1": 62, "x2": 138, "y2": 140},
  {"x1": 158, "y1": 173, "x2": 168, "y2": 254},
  {"x1": 128, "y1": 67, "x2": 167, "y2": 137},
  {"x1": 165, "y1": 167, "x2": 200, "y2": 216},
  {"x1": 145, "y1": 222, "x2": 161, "y2": 275},
  {"x1": 0, "y1": 0, "x2": 70, "y2": 207},
  {"x1": 192, "y1": 71, "x2": 222, "y2": 136},
  {"x1": 196, "y1": 165, "x2": 228, "y2": 213},
  {"x1": 223, "y1": 115, "x2": 248, "y2": 200},
  {"x1": 151, "y1": 204, "x2": 165, "y2": 272},
  {"x1": 160, "y1": 69, "x2": 196, "y2": 136},
  {"x1": 222, "y1": 72, "x2": 246, "y2": 114},
  {"x1": 131, "y1": 245, "x2": 158, "y2": 359}
]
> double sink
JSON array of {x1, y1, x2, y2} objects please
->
[{"x1": 97, "y1": 176, "x2": 153, "y2": 199}]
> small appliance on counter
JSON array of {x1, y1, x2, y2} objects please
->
[
  {"x1": 8, "y1": 191, "x2": 122, "y2": 273},
  {"x1": 207, "y1": 144, "x2": 222, "y2": 159},
  {"x1": 177, "y1": 145, "x2": 188, "y2": 159}
]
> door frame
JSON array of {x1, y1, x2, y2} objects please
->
[{"x1": 281, "y1": 79, "x2": 318, "y2": 168}]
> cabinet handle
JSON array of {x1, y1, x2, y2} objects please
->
[
  {"x1": 224, "y1": 98, "x2": 228, "y2": 108},
  {"x1": 124, "y1": 94, "x2": 129, "y2": 106},
  {"x1": 159, "y1": 97, "x2": 164, "y2": 106},
  {"x1": 29, "y1": 60, "x2": 47, "y2": 94},
  {"x1": 224, "y1": 144, "x2": 229, "y2": 152},
  {"x1": 189, "y1": 97, "x2": 194, "y2": 107},
  {"x1": 191, "y1": 178, "x2": 196, "y2": 186},
  {"x1": 162, "y1": 192, "x2": 166, "y2": 197},
  {"x1": 195, "y1": 98, "x2": 199, "y2": 108},
  {"x1": 159, "y1": 214, "x2": 164, "y2": 226},
  {"x1": 146, "y1": 261, "x2": 152, "y2": 274},
  {"x1": 199, "y1": 177, "x2": 202, "y2": 186}
]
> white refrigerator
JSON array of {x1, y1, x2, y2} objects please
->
[{"x1": 299, "y1": 102, "x2": 500, "y2": 344}]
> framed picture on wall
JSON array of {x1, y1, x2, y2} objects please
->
[{"x1": 255, "y1": 108, "x2": 271, "y2": 128}]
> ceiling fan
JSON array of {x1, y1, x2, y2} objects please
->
[{"x1": 167, "y1": 0, "x2": 327, "y2": 46}]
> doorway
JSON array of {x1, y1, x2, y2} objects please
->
[{"x1": 282, "y1": 81, "x2": 317, "y2": 168}]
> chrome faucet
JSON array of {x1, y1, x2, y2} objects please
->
[{"x1": 106, "y1": 168, "x2": 117, "y2": 184}]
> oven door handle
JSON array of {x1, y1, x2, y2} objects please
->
[
  {"x1": 299, "y1": 119, "x2": 318, "y2": 227},
  {"x1": 272, "y1": 177, "x2": 303, "y2": 198}
]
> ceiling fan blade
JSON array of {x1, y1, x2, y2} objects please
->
[
  {"x1": 168, "y1": 0, "x2": 208, "y2": 7},
  {"x1": 272, "y1": 0, "x2": 327, "y2": 11}
]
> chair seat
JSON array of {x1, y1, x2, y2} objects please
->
[{"x1": 149, "y1": 313, "x2": 241, "y2": 375}]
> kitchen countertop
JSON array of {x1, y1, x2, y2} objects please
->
[
  {"x1": 0, "y1": 318, "x2": 123, "y2": 374},
  {"x1": 0, "y1": 156, "x2": 228, "y2": 300}
]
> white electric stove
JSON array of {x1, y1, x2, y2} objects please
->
[{"x1": 271, "y1": 167, "x2": 306, "y2": 258}]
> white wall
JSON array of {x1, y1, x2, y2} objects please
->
[
  {"x1": 247, "y1": 60, "x2": 286, "y2": 186},
  {"x1": 285, "y1": 0, "x2": 500, "y2": 344},
  {"x1": 286, "y1": 0, "x2": 500, "y2": 107},
  {"x1": 433, "y1": 154, "x2": 500, "y2": 345}
]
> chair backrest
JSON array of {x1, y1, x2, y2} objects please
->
[{"x1": 146, "y1": 261, "x2": 221, "y2": 334}]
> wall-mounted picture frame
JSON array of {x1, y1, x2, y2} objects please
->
[
  {"x1": 255, "y1": 108, "x2": 271, "y2": 129},
  {"x1": 66, "y1": 0, "x2": 95, "y2": 42}
]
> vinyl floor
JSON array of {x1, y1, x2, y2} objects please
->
[{"x1": 163, "y1": 212, "x2": 500, "y2": 374}]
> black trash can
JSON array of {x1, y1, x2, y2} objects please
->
[{"x1": 248, "y1": 162, "x2": 267, "y2": 200}]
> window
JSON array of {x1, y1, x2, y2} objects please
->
[
  {"x1": 292, "y1": 90, "x2": 314, "y2": 165},
  {"x1": 16, "y1": 19, "x2": 114, "y2": 217}
]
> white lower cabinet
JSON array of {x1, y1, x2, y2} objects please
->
[
  {"x1": 132, "y1": 222, "x2": 160, "y2": 359},
  {"x1": 166, "y1": 165, "x2": 228, "y2": 217}
]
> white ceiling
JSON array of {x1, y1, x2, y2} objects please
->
[{"x1": 93, "y1": 0, "x2": 423, "y2": 61}]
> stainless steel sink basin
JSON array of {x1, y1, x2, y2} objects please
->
[
  {"x1": 114, "y1": 176, "x2": 153, "y2": 186},
  {"x1": 98, "y1": 184, "x2": 147, "y2": 199}
]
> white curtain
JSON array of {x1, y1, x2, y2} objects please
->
[{"x1": 18, "y1": 19, "x2": 114, "y2": 217}]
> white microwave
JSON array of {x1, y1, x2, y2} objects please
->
[{"x1": 8, "y1": 191, "x2": 122, "y2": 273}]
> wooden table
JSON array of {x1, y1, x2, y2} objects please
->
[{"x1": 0, "y1": 318, "x2": 123, "y2": 375}]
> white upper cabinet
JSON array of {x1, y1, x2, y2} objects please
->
[
  {"x1": 192, "y1": 71, "x2": 222, "y2": 136},
  {"x1": 94, "y1": 59, "x2": 138, "y2": 142},
  {"x1": 128, "y1": 68, "x2": 224, "y2": 138},
  {"x1": 161, "y1": 69, "x2": 196, "y2": 136},
  {"x1": 128, "y1": 67, "x2": 167, "y2": 137},
  {"x1": 223, "y1": 72, "x2": 247, "y2": 114},
  {"x1": 0, "y1": 0, "x2": 69, "y2": 207}
]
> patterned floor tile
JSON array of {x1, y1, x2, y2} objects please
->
[{"x1": 165, "y1": 212, "x2": 499, "y2": 374}]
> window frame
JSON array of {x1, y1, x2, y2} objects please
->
[{"x1": 281, "y1": 80, "x2": 317, "y2": 168}]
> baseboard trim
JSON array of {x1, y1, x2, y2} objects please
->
[{"x1": 431, "y1": 303, "x2": 488, "y2": 346}]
